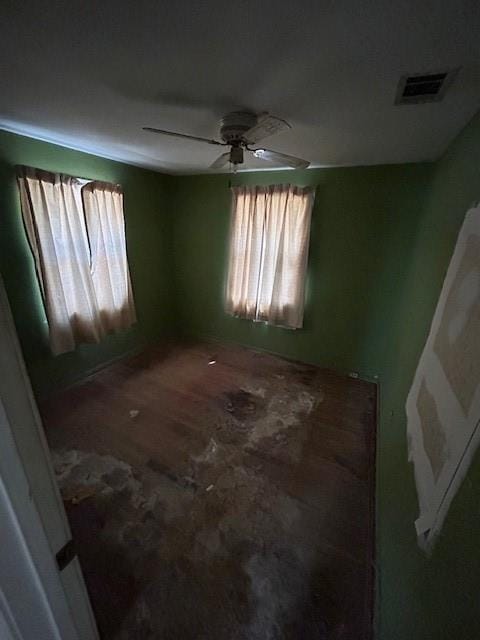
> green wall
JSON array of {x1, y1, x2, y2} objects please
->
[
  {"x1": 375, "y1": 110, "x2": 480, "y2": 640},
  {"x1": 168, "y1": 164, "x2": 433, "y2": 379},
  {"x1": 0, "y1": 130, "x2": 174, "y2": 395}
]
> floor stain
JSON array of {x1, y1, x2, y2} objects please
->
[{"x1": 223, "y1": 389, "x2": 263, "y2": 421}]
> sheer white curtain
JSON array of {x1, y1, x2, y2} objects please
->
[
  {"x1": 17, "y1": 167, "x2": 136, "y2": 355},
  {"x1": 225, "y1": 184, "x2": 314, "y2": 329},
  {"x1": 82, "y1": 182, "x2": 136, "y2": 332},
  {"x1": 17, "y1": 167, "x2": 103, "y2": 354}
]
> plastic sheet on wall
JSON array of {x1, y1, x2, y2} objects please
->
[{"x1": 406, "y1": 204, "x2": 480, "y2": 552}]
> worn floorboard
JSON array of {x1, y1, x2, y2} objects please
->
[{"x1": 40, "y1": 341, "x2": 376, "y2": 640}]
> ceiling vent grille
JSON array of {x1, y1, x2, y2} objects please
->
[{"x1": 395, "y1": 69, "x2": 458, "y2": 105}]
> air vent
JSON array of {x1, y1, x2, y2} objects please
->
[{"x1": 395, "y1": 69, "x2": 458, "y2": 105}]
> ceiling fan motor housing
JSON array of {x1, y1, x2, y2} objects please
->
[
  {"x1": 229, "y1": 146, "x2": 244, "y2": 165},
  {"x1": 220, "y1": 111, "x2": 257, "y2": 144}
]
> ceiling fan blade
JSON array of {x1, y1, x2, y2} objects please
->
[
  {"x1": 142, "y1": 127, "x2": 224, "y2": 146},
  {"x1": 252, "y1": 148, "x2": 310, "y2": 169},
  {"x1": 243, "y1": 114, "x2": 291, "y2": 144},
  {"x1": 210, "y1": 152, "x2": 231, "y2": 169}
]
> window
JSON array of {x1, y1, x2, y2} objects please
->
[
  {"x1": 17, "y1": 166, "x2": 136, "y2": 355},
  {"x1": 225, "y1": 184, "x2": 314, "y2": 329}
]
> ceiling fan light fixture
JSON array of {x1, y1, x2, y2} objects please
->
[{"x1": 253, "y1": 149, "x2": 265, "y2": 158}]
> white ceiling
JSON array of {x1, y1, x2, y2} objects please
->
[{"x1": 1, "y1": 1, "x2": 479, "y2": 174}]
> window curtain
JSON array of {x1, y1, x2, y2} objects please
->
[
  {"x1": 82, "y1": 182, "x2": 136, "y2": 333},
  {"x1": 225, "y1": 184, "x2": 314, "y2": 329},
  {"x1": 17, "y1": 167, "x2": 136, "y2": 355}
]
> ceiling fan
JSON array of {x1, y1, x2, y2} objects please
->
[{"x1": 143, "y1": 111, "x2": 310, "y2": 171}]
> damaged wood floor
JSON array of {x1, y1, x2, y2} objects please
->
[{"x1": 40, "y1": 342, "x2": 376, "y2": 640}]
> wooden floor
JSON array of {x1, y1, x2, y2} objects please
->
[{"x1": 40, "y1": 341, "x2": 376, "y2": 640}]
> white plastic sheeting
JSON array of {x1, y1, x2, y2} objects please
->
[{"x1": 407, "y1": 204, "x2": 480, "y2": 551}]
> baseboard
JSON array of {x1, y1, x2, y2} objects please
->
[{"x1": 178, "y1": 331, "x2": 380, "y2": 386}]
